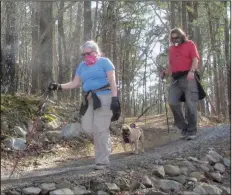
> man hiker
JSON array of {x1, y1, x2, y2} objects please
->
[{"x1": 162, "y1": 28, "x2": 205, "y2": 140}]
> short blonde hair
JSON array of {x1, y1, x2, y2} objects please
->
[{"x1": 81, "y1": 40, "x2": 101, "y2": 55}]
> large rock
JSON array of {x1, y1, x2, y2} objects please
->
[
  {"x1": 13, "y1": 126, "x2": 27, "y2": 138},
  {"x1": 208, "y1": 150, "x2": 223, "y2": 162},
  {"x1": 194, "y1": 183, "x2": 222, "y2": 195},
  {"x1": 61, "y1": 122, "x2": 82, "y2": 140},
  {"x1": 2, "y1": 137, "x2": 26, "y2": 150},
  {"x1": 97, "y1": 191, "x2": 108, "y2": 195},
  {"x1": 22, "y1": 187, "x2": 41, "y2": 195},
  {"x1": 145, "y1": 190, "x2": 168, "y2": 195},
  {"x1": 141, "y1": 175, "x2": 153, "y2": 188},
  {"x1": 183, "y1": 191, "x2": 199, "y2": 195},
  {"x1": 40, "y1": 183, "x2": 56, "y2": 194},
  {"x1": 220, "y1": 186, "x2": 231, "y2": 195},
  {"x1": 50, "y1": 188, "x2": 74, "y2": 195},
  {"x1": 199, "y1": 164, "x2": 210, "y2": 172},
  {"x1": 163, "y1": 165, "x2": 180, "y2": 176},
  {"x1": 152, "y1": 165, "x2": 165, "y2": 178},
  {"x1": 104, "y1": 183, "x2": 120, "y2": 193},
  {"x1": 72, "y1": 186, "x2": 91, "y2": 195},
  {"x1": 188, "y1": 156, "x2": 208, "y2": 164},
  {"x1": 5, "y1": 190, "x2": 21, "y2": 195},
  {"x1": 115, "y1": 178, "x2": 130, "y2": 191},
  {"x1": 129, "y1": 180, "x2": 146, "y2": 192},
  {"x1": 214, "y1": 163, "x2": 225, "y2": 173},
  {"x1": 176, "y1": 161, "x2": 196, "y2": 172},
  {"x1": 205, "y1": 172, "x2": 223, "y2": 183},
  {"x1": 152, "y1": 179, "x2": 183, "y2": 192},
  {"x1": 223, "y1": 158, "x2": 231, "y2": 167},
  {"x1": 1, "y1": 120, "x2": 9, "y2": 131},
  {"x1": 189, "y1": 172, "x2": 206, "y2": 182},
  {"x1": 205, "y1": 154, "x2": 217, "y2": 164},
  {"x1": 169, "y1": 175, "x2": 187, "y2": 185},
  {"x1": 180, "y1": 167, "x2": 188, "y2": 176}
]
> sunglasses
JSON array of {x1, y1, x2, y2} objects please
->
[
  {"x1": 81, "y1": 52, "x2": 92, "y2": 56},
  {"x1": 171, "y1": 36, "x2": 180, "y2": 40}
]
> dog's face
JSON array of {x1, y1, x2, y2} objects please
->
[{"x1": 121, "y1": 124, "x2": 131, "y2": 136}]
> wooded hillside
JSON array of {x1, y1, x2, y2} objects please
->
[{"x1": 1, "y1": 1, "x2": 231, "y2": 120}]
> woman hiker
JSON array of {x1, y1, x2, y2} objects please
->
[{"x1": 48, "y1": 40, "x2": 120, "y2": 170}]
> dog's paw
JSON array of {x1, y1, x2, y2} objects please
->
[{"x1": 141, "y1": 149, "x2": 145, "y2": 153}]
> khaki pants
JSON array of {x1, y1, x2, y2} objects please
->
[
  {"x1": 168, "y1": 76, "x2": 199, "y2": 134},
  {"x1": 81, "y1": 94, "x2": 112, "y2": 165}
]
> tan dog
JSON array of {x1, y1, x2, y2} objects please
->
[{"x1": 121, "y1": 124, "x2": 144, "y2": 154}]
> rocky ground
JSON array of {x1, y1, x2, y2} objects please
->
[
  {"x1": 1, "y1": 95, "x2": 231, "y2": 195},
  {"x1": 1, "y1": 124, "x2": 231, "y2": 195}
]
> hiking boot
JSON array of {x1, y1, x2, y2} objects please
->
[
  {"x1": 181, "y1": 128, "x2": 187, "y2": 136},
  {"x1": 180, "y1": 128, "x2": 188, "y2": 139},
  {"x1": 184, "y1": 131, "x2": 197, "y2": 140},
  {"x1": 93, "y1": 164, "x2": 109, "y2": 170}
]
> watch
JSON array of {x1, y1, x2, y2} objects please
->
[{"x1": 190, "y1": 69, "x2": 195, "y2": 73}]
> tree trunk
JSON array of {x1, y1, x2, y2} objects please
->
[
  {"x1": 223, "y1": 1, "x2": 231, "y2": 119},
  {"x1": 170, "y1": 2, "x2": 176, "y2": 28},
  {"x1": 2, "y1": 2, "x2": 17, "y2": 94},
  {"x1": 182, "y1": 1, "x2": 187, "y2": 32},
  {"x1": 58, "y1": 1, "x2": 64, "y2": 84},
  {"x1": 186, "y1": 2, "x2": 194, "y2": 39},
  {"x1": 83, "y1": 1, "x2": 92, "y2": 41},
  {"x1": 92, "y1": 0, "x2": 98, "y2": 40},
  {"x1": 31, "y1": 2, "x2": 40, "y2": 94},
  {"x1": 39, "y1": 2, "x2": 53, "y2": 93}
]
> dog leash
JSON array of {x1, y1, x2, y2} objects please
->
[
  {"x1": 161, "y1": 77, "x2": 170, "y2": 134},
  {"x1": 131, "y1": 98, "x2": 160, "y2": 125},
  {"x1": 8, "y1": 89, "x2": 52, "y2": 179}
]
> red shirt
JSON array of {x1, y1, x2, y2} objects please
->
[{"x1": 169, "y1": 40, "x2": 200, "y2": 73}]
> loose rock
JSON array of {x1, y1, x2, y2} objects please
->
[
  {"x1": 214, "y1": 163, "x2": 225, "y2": 173},
  {"x1": 180, "y1": 167, "x2": 188, "y2": 176},
  {"x1": 169, "y1": 175, "x2": 187, "y2": 185},
  {"x1": 183, "y1": 191, "x2": 199, "y2": 195},
  {"x1": 223, "y1": 158, "x2": 231, "y2": 167},
  {"x1": 5, "y1": 190, "x2": 21, "y2": 195},
  {"x1": 194, "y1": 183, "x2": 222, "y2": 195},
  {"x1": 3, "y1": 137, "x2": 26, "y2": 150},
  {"x1": 97, "y1": 190, "x2": 108, "y2": 195},
  {"x1": 199, "y1": 164, "x2": 210, "y2": 172},
  {"x1": 141, "y1": 175, "x2": 153, "y2": 188},
  {"x1": 145, "y1": 190, "x2": 168, "y2": 195},
  {"x1": 163, "y1": 165, "x2": 180, "y2": 176},
  {"x1": 61, "y1": 122, "x2": 82, "y2": 140},
  {"x1": 72, "y1": 186, "x2": 91, "y2": 195},
  {"x1": 13, "y1": 126, "x2": 27, "y2": 138},
  {"x1": 208, "y1": 150, "x2": 223, "y2": 162},
  {"x1": 22, "y1": 187, "x2": 41, "y2": 195},
  {"x1": 189, "y1": 172, "x2": 206, "y2": 182},
  {"x1": 152, "y1": 165, "x2": 165, "y2": 178},
  {"x1": 40, "y1": 183, "x2": 56, "y2": 194},
  {"x1": 50, "y1": 188, "x2": 74, "y2": 195},
  {"x1": 205, "y1": 171, "x2": 223, "y2": 183},
  {"x1": 205, "y1": 154, "x2": 217, "y2": 164},
  {"x1": 152, "y1": 179, "x2": 183, "y2": 192},
  {"x1": 104, "y1": 183, "x2": 120, "y2": 192}
]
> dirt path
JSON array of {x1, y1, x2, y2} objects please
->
[{"x1": 1, "y1": 123, "x2": 230, "y2": 192}]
